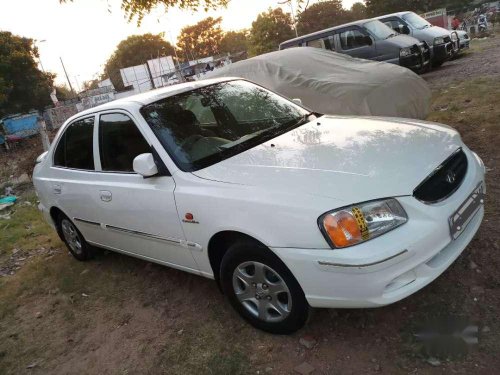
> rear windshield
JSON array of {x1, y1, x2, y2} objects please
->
[{"x1": 140, "y1": 80, "x2": 311, "y2": 172}]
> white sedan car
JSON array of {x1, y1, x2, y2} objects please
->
[{"x1": 33, "y1": 78, "x2": 485, "y2": 334}]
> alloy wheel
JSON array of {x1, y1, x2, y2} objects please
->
[
  {"x1": 232, "y1": 261, "x2": 292, "y2": 322},
  {"x1": 61, "y1": 219, "x2": 83, "y2": 255}
]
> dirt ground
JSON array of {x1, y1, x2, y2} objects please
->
[{"x1": 1, "y1": 36, "x2": 499, "y2": 375}]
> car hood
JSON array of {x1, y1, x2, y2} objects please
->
[
  {"x1": 423, "y1": 26, "x2": 452, "y2": 41},
  {"x1": 192, "y1": 116, "x2": 462, "y2": 203},
  {"x1": 386, "y1": 34, "x2": 421, "y2": 48}
]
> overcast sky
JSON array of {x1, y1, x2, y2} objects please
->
[{"x1": 1, "y1": 0, "x2": 358, "y2": 87}]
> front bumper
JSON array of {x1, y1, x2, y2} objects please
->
[
  {"x1": 272, "y1": 150, "x2": 485, "y2": 309},
  {"x1": 431, "y1": 41, "x2": 454, "y2": 63},
  {"x1": 400, "y1": 42, "x2": 431, "y2": 72}
]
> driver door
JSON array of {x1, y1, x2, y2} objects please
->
[
  {"x1": 88, "y1": 110, "x2": 199, "y2": 273},
  {"x1": 336, "y1": 27, "x2": 376, "y2": 60}
]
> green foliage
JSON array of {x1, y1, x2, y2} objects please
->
[
  {"x1": 103, "y1": 33, "x2": 176, "y2": 90},
  {"x1": 220, "y1": 30, "x2": 249, "y2": 54},
  {"x1": 296, "y1": 0, "x2": 351, "y2": 35},
  {"x1": 0, "y1": 32, "x2": 54, "y2": 118},
  {"x1": 350, "y1": 1, "x2": 368, "y2": 20},
  {"x1": 61, "y1": 0, "x2": 230, "y2": 25},
  {"x1": 248, "y1": 8, "x2": 296, "y2": 57},
  {"x1": 177, "y1": 17, "x2": 224, "y2": 59},
  {"x1": 82, "y1": 79, "x2": 99, "y2": 91},
  {"x1": 54, "y1": 84, "x2": 74, "y2": 101}
]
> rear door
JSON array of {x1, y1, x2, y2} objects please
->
[
  {"x1": 89, "y1": 110, "x2": 199, "y2": 273},
  {"x1": 336, "y1": 27, "x2": 376, "y2": 60},
  {"x1": 50, "y1": 115, "x2": 104, "y2": 242}
]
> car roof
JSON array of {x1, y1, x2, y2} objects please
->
[
  {"x1": 374, "y1": 11, "x2": 412, "y2": 20},
  {"x1": 72, "y1": 76, "x2": 239, "y2": 119},
  {"x1": 280, "y1": 18, "x2": 381, "y2": 46}
]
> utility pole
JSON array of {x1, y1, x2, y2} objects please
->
[
  {"x1": 168, "y1": 30, "x2": 184, "y2": 83},
  {"x1": 60, "y1": 57, "x2": 76, "y2": 96},
  {"x1": 280, "y1": 0, "x2": 299, "y2": 38}
]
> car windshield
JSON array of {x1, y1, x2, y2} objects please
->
[
  {"x1": 402, "y1": 12, "x2": 431, "y2": 29},
  {"x1": 363, "y1": 20, "x2": 396, "y2": 39},
  {"x1": 140, "y1": 80, "x2": 312, "y2": 172}
]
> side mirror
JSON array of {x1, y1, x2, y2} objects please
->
[
  {"x1": 292, "y1": 98, "x2": 303, "y2": 105},
  {"x1": 364, "y1": 35, "x2": 373, "y2": 46},
  {"x1": 133, "y1": 153, "x2": 158, "y2": 177},
  {"x1": 401, "y1": 25, "x2": 410, "y2": 35}
]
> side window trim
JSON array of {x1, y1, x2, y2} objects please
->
[
  {"x1": 52, "y1": 114, "x2": 97, "y2": 172},
  {"x1": 92, "y1": 115, "x2": 102, "y2": 171},
  {"x1": 96, "y1": 110, "x2": 152, "y2": 175}
]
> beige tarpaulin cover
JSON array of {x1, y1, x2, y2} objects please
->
[{"x1": 203, "y1": 47, "x2": 431, "y2": 119}]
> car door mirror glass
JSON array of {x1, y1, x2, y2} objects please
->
[
  {"x1": 401, "y1": 25, "x2": 410, "y2": 34},
  {"x1": 133, "y1": 153, "x2": 158, "y2": 177},
  {"x1": 364, "y1": 35, "x2": 373, "y2": 46}
]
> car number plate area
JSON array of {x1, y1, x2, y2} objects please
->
[{"x1": 449, "y1": 182, "x2": 484, "y2": 240}]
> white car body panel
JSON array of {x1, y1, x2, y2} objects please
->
[{"x1": 33, "y1": 78, "x2": 485, "y2": 308}]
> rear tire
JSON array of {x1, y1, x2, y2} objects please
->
[
  {"x1": 220, "y1": 240, "x2": 309, "y2": 334},
  {"x1": 56, "y1": 214, "x2": 94, "y2": 261}
]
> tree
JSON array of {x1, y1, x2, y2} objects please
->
[
  {"x1": 0, "y1": 31, "x2": 54, "y2": 118},
  {"x1": 82, "y1": 79, "x2": 99, "y2": 91},
  {"x1": 349, "y1": 2, "x2": 368, "y2": 21},
  {"x1": 249, "y1": 8, "x2": 295, "y2": 57},
  {"x1": 54, "y1": 84, "x2": 74, "y2": 101},
  {"x1": 103, "y1": 33, "x2": 176, "y2": 90},
  {"x1": 296, "y1": 0, "x2": 351, "y2": 35},
  {"x1": 177, "y1": 17, "x2": 224, "y2": 60},
  {"x1": 219, "y1": 31, "x2": 248, "y2": 54},
  {"x1": 61, "y1": 0, "x2": 229, "y2": 25}
]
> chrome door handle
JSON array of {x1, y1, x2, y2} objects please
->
[
  {"x1": 53, "y1": 184, "x2": 62, "y2": 194},
  {"x1": 100, "y1": 190, "x2": 112, "y2": 202}
]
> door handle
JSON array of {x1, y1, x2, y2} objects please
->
[
  {"x1": 53, "y1": 184, "x2": 62, "y2": 194},
  {"x1": 100, "y1": 190, "x2": 112, "y2": 202}
]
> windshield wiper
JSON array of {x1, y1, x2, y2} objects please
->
[{"x1": 385, "y1": 33, "x2": 397, "y2": 39}]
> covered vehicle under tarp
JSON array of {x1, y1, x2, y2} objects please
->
[{"x1": 203, "y1": 47, "x2": 431, "y2": 119}]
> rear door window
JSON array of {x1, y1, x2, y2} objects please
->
[
  {"x1": 98, "y1": 113, "x2": 150, "y2": 172},
  {"x1": 54, "y1": 117, "x2": 95, "y2": 170},
  {"x1": 339, "y1": 28, "x2": 369, "y2": 50},
  {"x1": 307, "y1": 39, "x2": 323, "y2": 48}
]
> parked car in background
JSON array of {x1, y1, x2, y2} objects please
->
[
  {"x1": 279, "y1": 19, "x2": 431, "y2": 73},
  {"x1": 204, "y1": 47, "x2": 431, "y2": 119},
  {"x1": 456, "y1": 29, "x2": 471, "y2": 51},
  {"x1": 33, "y1": 78, "x2": 485, "y2": 334},
  {"x1": 376, "y1": 11, "x2": 458, "y2": 66}
]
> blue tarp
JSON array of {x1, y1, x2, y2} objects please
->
[{"x1": 1, "y1": 112, "x2": 39, "y2": 138}]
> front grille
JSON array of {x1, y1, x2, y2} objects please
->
[{"x1": 413, "y1": 148, "x2": 468, "y2": 203}]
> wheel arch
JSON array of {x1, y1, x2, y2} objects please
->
[{"x1": 207, "y1": 230, "x2": 270, "y2": 287}]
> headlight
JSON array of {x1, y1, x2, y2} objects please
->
[
  {"x1": 399, "y1": 47, "x2": 412, "y2": 57},
  {"x1": 434, "y1": 36, "x2": 445, "y2": 45},
  {"x1": 318, "y1": 199, "x2": 408, "y2": 249}
]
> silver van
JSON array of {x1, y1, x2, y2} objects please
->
[
  {"x1": 375, "y1": 12, "x2": 458, "y2": 66},
  {"x1": 279, "y1": 19, "x2": 431, "y2": 73}
]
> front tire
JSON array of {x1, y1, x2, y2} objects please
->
[
  {"x1": 220, "y1": 240, "x2": 309, "y2": 334},
  {"x1": 57, "y1": 214, "x2": 94, "y2": 261}
]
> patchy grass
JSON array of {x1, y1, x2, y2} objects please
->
[
  {"x1": 0, "y1": 193, "x2": 58, "y2": 258},
  {"x1": 428, "y1": 76, "x2": 500, "y2": 129}
]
